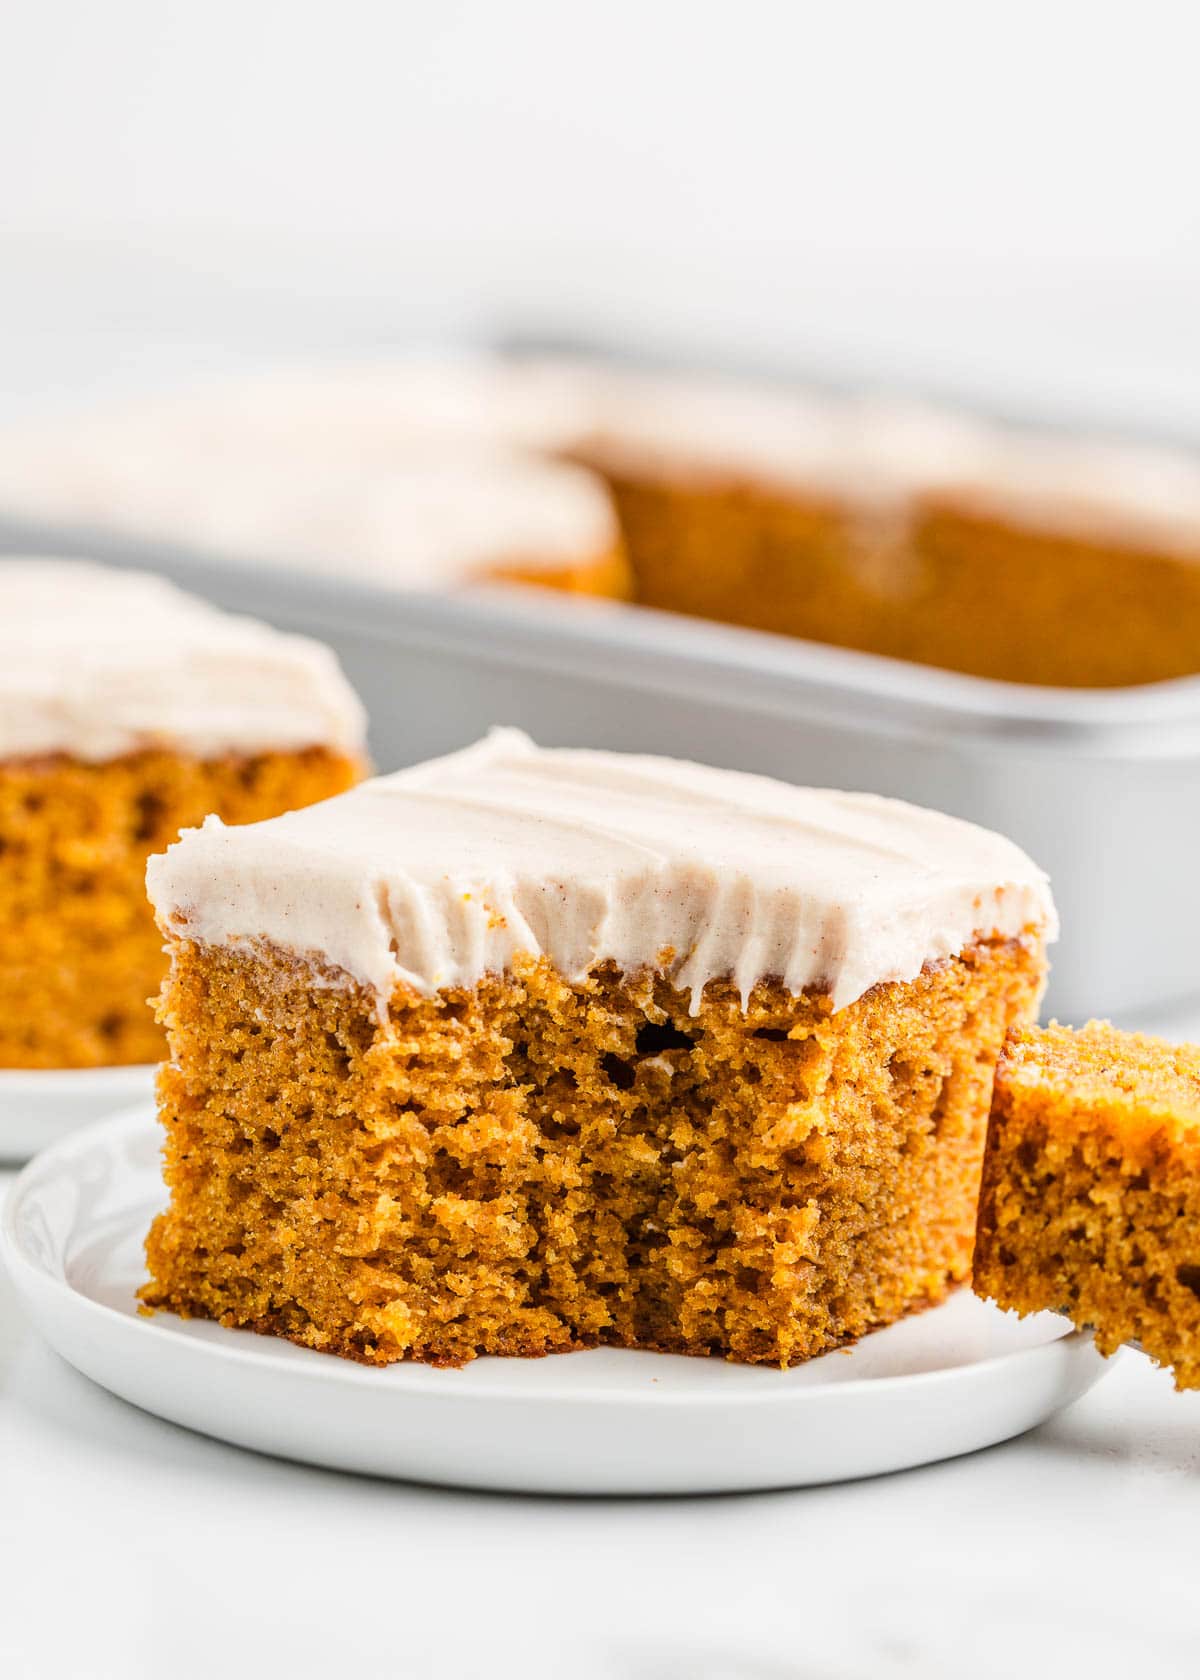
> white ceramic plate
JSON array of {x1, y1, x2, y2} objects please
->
[
  {"x1": 1, "y1": 1105, "x2": 1113, "y2": 1495},
  {"x1": 0, "y1": 1062, "x2": 156, "y2": 1163}
]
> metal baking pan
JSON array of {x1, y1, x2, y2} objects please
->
[{"x1": 4, "y1": 516, "x2": 1197, "y2": 1025}]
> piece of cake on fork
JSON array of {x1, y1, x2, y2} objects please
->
[
  {"x1": 142, "y1": 729, "x2": 1055, "y2": 1368},
  {"x1": 0, "y1": 558, "x2": 367, "y2": 1068}
]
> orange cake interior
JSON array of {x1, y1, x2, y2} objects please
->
[
  {"x1": 975, "y1": 1021, "x2": 1200, "y2": 1388},
  {"x1": 892, "y1": 502, "x2": 1200, "y2": 688},
  {"x1": 570, "y1": 438, "x2": 1200, "y2": 691},
  {"x1": 143, "y1": 942, "x2": 1044, "y2": 1368},
  {"x1": 483, "y1": 540, "x2": 630, "y2": 601},
  {"x1": 591, "y1": 469, "x2": 894, "y2": 660}
]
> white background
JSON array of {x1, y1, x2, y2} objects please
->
[
  {"x1": 3, "y1": 7, "x2": 1200, "y2": 1676},
  {"x1": 1, "y1": 1, "x2": 1199, "y2": 430}
]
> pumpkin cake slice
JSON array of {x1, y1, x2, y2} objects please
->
[
  {"x1": 0, "y1": 558, "x2": 368, "y2": 1069},
  {"x1": 975, "y1": 1021, "x2": 1200, "y2": 1388},
  {"x1": 142, "y1": 728, "x2": 1055, "y2": 1368}
]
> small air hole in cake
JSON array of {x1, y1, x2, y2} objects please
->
[
  {"x1": 141, "y1": 729, "x2": 1055, "y2": 1368},
  {"x1": 975, "y1": 1021, "x2": 1200, "y2": 1389},
  {"x1": 0, "y1": 558, "x2": 368, "y2": 1068}
]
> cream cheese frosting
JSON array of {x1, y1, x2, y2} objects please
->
[
  {"x1": 147, "y1": 728, "x2": 1056, "y2": 1016},
  {"x1": 177, "y1": 450, "x2": 619, "y2": 585},
  {"x1": 573, "y1": 370, "x2": 851, "y2": 495},
  {"x1": 0, "y1": 558, "x2": 367, "y2": 762},
  {"x1": 0, "y1": 391, "x2": 619, "y2": 587},
  {"x1": 188, "y1": 355, "x2": 598, "y2": 458},
  {"x1": 930, "y1": 432, "x2": 1200, "y2": 557}
]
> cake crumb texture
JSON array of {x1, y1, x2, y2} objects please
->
[
  {"x1": 0, "y1": 747, "x2": 361, "y2": 1068},
  {"x1": 975, "y1": 1021, "x2": 1200, "y2": 1388},
  {"x1": 598, "y1": 471, "x2": 893, "y2": 662},
  {"x1": 142, "y1": 934, "x2": 1043, "y2": 1368}
]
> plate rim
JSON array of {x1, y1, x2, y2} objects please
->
[
  {"x1": 0, "y1": 1061, "x2": 158, "y2": 1090},
  {"x1": 0, "y1": 1061, "x2": 159, "y2": 1166},
  {"x1": 1, "y1": 1102, "x2": 1106, "y2": 1410}
]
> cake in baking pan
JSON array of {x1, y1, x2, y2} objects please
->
[
  {"x1": 0, "y1": 558, "x2": 367, "y2": 1068},
  {"x1": 564, "y1": 372, "x2": 997, "y2": 668},
  {"x1": 564, "y1": 369, "x2": 1200, "y2": 688},
  {"x1": 3, "y1": 356, "x2": 1197, "y2": 686},
  {"x1": 141, "y1": 728, "x2": 1054, "y2": 1367},
  {"x1": 975, "y1": 1020, "x2": 1200, "y2": 1389},
  {"x1": 893, "y1": 434, "x2": 1200, "y2": 687}
]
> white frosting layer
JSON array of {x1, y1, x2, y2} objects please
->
[
  {"x1": 147, "y1": 728, "x2": 1056, "y2": 1016},
  {"x1": 187, "y1": 450, "x2": 618, "y2": 585},
  {"x1": 575, "y1": 372, "x2": 851, "y2": 494},
  {"x1": 199, "y1": 356, "x2": 598, "y2": 457},
  {"x1": 0, "y1": 558, "x2": 367, "y2": 762},
  {"x1": 0, "y1": 384, "x2": 618, "y2": 586},
  {"x1": 937, "y1": 433, "x2": 1200, "y2": 556}
]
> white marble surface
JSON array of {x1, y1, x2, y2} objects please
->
[{"x1": 3, "y1": 1006, "x2": 1200, "y2": 1679}]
